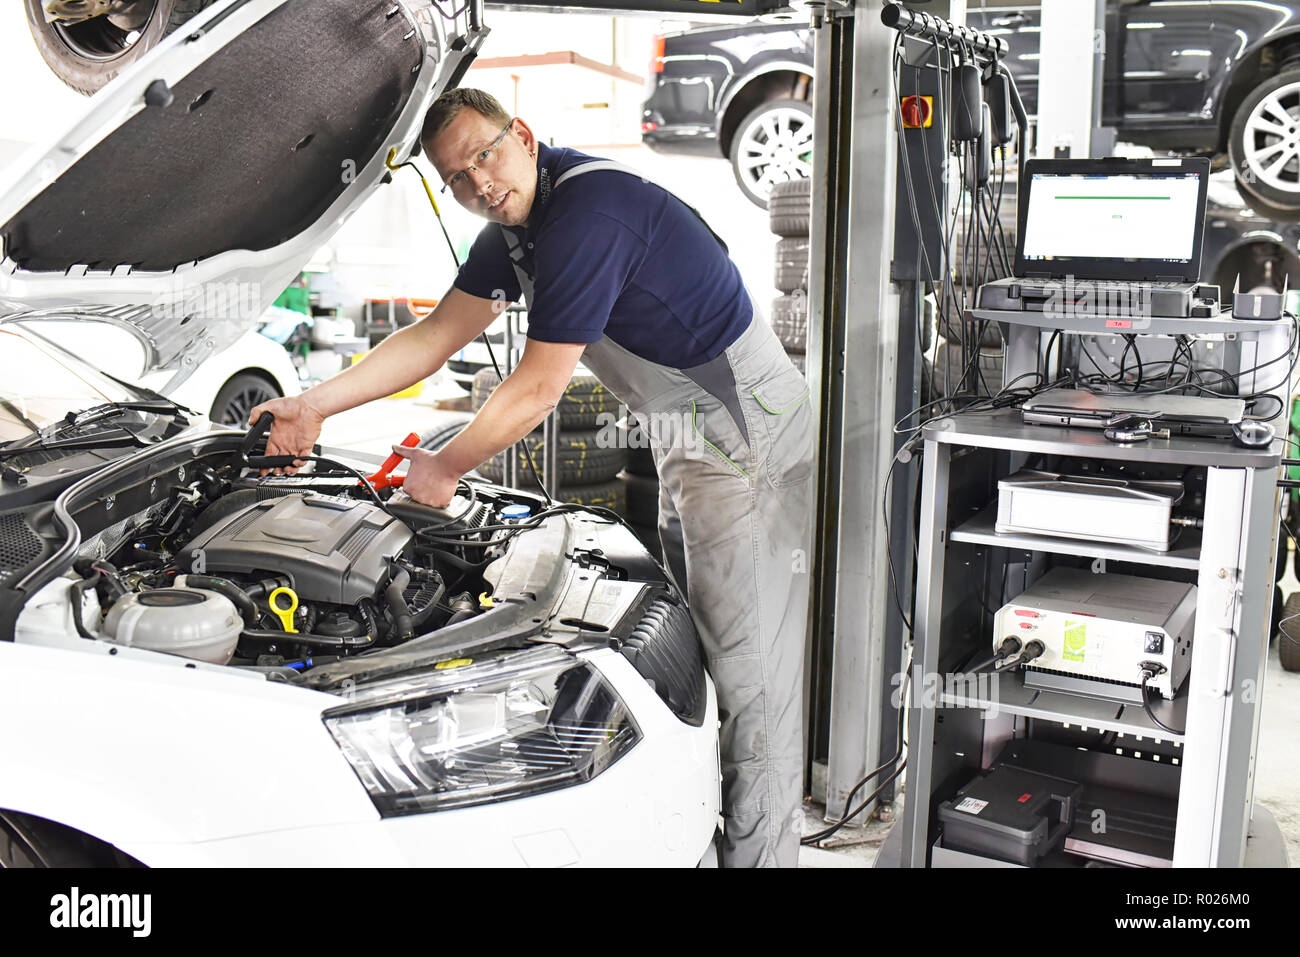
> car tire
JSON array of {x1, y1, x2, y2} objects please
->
[
  {"x1": 1279, "y1": 592, "x2": 1300, "y2": 671},
  {"x1": 446, "y1": 359, "x2": 486, "y2": 392},
  {"x1": 25, "y1": 0, "x2": 218, "y2": 96},
  {"x1": 1229, "y1": 68, "x2": 1300, "y2": 213},
  {"x1": 730, "y1": 98, "x2": 813, "y2": 209},
  {"x1": 417, "y1": 419, "x2": 471, "y2": 454},
  {"x1": 771, "y1": 293, "x2": 808, "y2": 353},
  {"x1": 619, "y1": 419, "x2": 657, "y2": 477},
  {"x1": 950, "y1": 230, "x2": 1018, "y2": 286},
  {"x1": 775, "y1": 237, "x2": 810, "y2": 294},
  {"x1": 472, "y1": 367, "x2": 619, "y2": 431},
  {"x1": 934, "y1": 339, "x2": 1004, "y2": 398},
  {"x1": 769, "y1": 177, "x2": 812, "y2": 237},
  {"x1": 478, "y1": 430, "x2": 627, "y2": 486},
  {"x1": 210, "y1": 372, "x2": 281, "y2": 427},
  {"x1": 0, "y1": 810, "x2": 139, "y2": 867}
]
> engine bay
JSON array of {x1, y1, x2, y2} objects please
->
[
  {"x1": 0, "y1": 428, "x2": 703, "y2": 729},
  {"x1": 14, "y1": 442, "x2": 555, "y2": 673}
]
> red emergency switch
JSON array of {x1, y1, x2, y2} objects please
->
[{"x1": 900, "y1": 95, "x2": 933, "y2": 129}]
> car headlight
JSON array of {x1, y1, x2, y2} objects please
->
[{"x1": 323, "y1": 646, "x2": 640, "y2": 815}]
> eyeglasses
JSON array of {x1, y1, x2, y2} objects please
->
[{"x1": 441, "y1": 120, "x2": 516, "y2": 194}]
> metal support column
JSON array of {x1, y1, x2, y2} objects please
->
[
  {"x1": 807, "y1": 1, "x2": 903, "y2": 825},
  {"x1": 1036, "y1": 0, "x2": 1105, "y2": 158}
]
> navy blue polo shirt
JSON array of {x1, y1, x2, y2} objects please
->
[{"x1": 452, "y1": 143, "x2": 752, "y2": 368}]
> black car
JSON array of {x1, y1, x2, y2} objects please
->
[
  {"x1": 641, "y1": 2, "x2": 1300, "y2": 215},
  {"x1": 641, "y1": 20, "x2": 813, "y2": 207},
  {"x1": 968, "y1": 1, "x2": 1300, "y2": 217}
]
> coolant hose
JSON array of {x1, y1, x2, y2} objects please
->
[
  {"x1": 176, "y1": 574, "x2": 260, "y2": 625},
  {"x1": 69, "y1": 572, "x2": 102, "y2": 640}
]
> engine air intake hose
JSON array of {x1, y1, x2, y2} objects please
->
[{"x1": 385, "y1": 568, "x2": 414, "y2": 642}]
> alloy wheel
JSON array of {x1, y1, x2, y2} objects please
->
[
  {"x1": 1241, "y1": 81, "x2": 1300, "y2": 197},
  {"x1": 736, "y1": 105, "x2": 813, "y2": 202}
]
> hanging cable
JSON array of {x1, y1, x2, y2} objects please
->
[{"x1": 384, "y1": 148, "x2": 555, "y2": 506}]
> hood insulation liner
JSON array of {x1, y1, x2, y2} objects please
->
[{"x1": 2, "y1": 0, "x2": 422, "y2": 274}]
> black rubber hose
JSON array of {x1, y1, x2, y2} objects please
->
[
  {"x1": 244, "y1": 576, "x2": 291, "y2": 600},
  {"x1": 179, "y1": 574, "x2": 260, "y2": 625},
  {"x1": 239, "y1": 628, "x2": 371, "y2": 650},
  {"x1": 69, "y1": 572, "x2": 102, "y2": 640},
  {"x1": 385, "y1": 568, "x2": 414, "y2": 642}
]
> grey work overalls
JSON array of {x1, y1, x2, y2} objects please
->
[{"x1": 503, "y1": 160, "x2": 815, "y2": 867}]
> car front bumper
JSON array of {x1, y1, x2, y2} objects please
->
[{"x1": 122, "y1": 650, "x2": 721, "y2": 867}]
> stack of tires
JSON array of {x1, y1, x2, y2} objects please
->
[
  {"x1": 470, "y1": 368, "x2": 627, "y2": 513},
  {"x1": 769, "y1": 179, "x2": 811, "y2": 372}
]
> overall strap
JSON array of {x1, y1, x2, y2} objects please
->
[{"x1": 497, "y1": 159, "x2": 730, "y2": 307}]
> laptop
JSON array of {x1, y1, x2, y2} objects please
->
[
  {"x1": 977, "y1": 157, "x2": 1213, "y2": 316},
  {"x1": 1021, "y1": 388, "x2": 1245, "y2": 437}
]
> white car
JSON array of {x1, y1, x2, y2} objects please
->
[
  {"x1": 19, "y1": 317, "x2": 301, "y2": 426},
  {"x1": 0, "y1": 0, "x2": 719, "y2": 867}
]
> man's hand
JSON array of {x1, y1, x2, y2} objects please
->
[
  {"x1": 389, "y1": 444, "x2": 463, "y2": 508},
  {"x1": 247, "y1": 394, "x2": 327, "y2": 475}
]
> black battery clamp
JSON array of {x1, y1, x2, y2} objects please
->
[{"x1": 241, "y1": 411, "x2": 302, "y2": 469}]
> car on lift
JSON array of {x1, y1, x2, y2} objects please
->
[
  {"x1": 969, "y1": 1, "x2": 1300, "y2": 217},
  {"x1": 641, "y1": 20, "x2": 813, "y2": 208},
  {"x1": 0, "y1": 0, "x2": 719, "y2": 868},
  {"x1": 639, "y1": 3, "x2": 1300, "y2": 214}
]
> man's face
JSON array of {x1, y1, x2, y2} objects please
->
[{"x1": 425, "y1": 109, "x2": 538, "y2": 227}]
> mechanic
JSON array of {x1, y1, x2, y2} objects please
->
[{"x1": 250, "y1": 88, "x2": 814, "y2": 867}]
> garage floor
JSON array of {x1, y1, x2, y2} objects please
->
[{"x1": 326, "y1": 389, "x2": 1300, "y2": 868}]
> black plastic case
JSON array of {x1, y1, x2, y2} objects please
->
[{"x1": 937, "y1": 765, "x2": 1082, "y2": 866}]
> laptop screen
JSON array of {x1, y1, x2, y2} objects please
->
[{"x1": 1014, "y1": 158, "x2": 1209, "y2": 282}]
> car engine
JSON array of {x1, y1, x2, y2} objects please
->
[
  {"x1": 45, "y1": 465, "x2": 513, "y2": 671},
  {"x1": 184, "y1": 492, "x2": 415, "y2": 605}
]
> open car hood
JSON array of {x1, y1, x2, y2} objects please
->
[{"x1": 0, "y1": 0, "x2": 485, "y2": 392}]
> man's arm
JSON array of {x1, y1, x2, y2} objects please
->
[
  {"x1": 391, "y1": 338, "x2": 587, "y2": 506},
  {"x1": 249, "y1": 286, "x2": 504, "y2": 469}
]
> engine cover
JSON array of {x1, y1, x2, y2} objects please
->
[{"x1": 185, "y1": 493, "x2": 413, "y2": 605}]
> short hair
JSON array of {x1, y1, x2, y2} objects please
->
[{"x1": 421, "y1": 88, "x2": 511, "y2": 146}]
